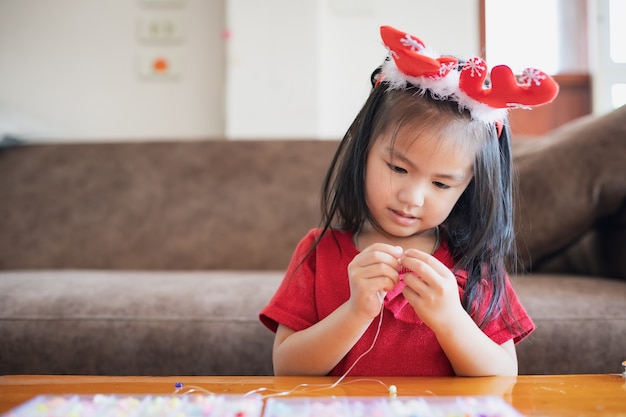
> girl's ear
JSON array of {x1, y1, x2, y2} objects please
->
[
  {"x1": 496, "y1": 120, "x2": 504, "y2": 138},
  {"x1": 370, "y1": 66, "x2": 383, "y2": 88}
]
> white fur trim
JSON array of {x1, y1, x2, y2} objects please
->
[{"x1": 380, "y1": 56, "x2": 508, "y2": 124}]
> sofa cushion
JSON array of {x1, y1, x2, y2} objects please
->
[
  {"x1": 513, "y1": 274, "x2": 626, "y2": 375},
  {"x1": 0, "y1": 270, "x2": 283, "y2": 376},
  {"x1": 512, "y1": 105, "x2": 626, "y2": 276},
  {"x1": 2, "y1": 271, "x2": 624, "y2": 376}
]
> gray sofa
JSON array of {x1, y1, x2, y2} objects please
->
[{"x1": 1, "y1": 106, "x2": 625, "y2": 376}]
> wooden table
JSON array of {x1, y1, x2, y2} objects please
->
[{"x1": 0, "y1": 374, "x2": 624, "y2": 416}]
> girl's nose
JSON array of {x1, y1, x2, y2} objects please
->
[{"x1": 399, "y1": 184, "x2": 425, "y2": 207}]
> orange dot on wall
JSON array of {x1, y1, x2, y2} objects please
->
[{"x1": 153, "y1": 58, "x2": 169, "y2": 73}]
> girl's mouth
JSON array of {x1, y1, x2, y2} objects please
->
[{"x1": 389, "y1": 209, "x2": 418, "y2": 226}]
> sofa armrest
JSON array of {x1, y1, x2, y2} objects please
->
[{"x1": 513, "y1": 105, "x2": 626, "y2": 278}]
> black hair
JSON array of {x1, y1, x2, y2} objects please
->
[{"x1": 314, "y1": 70, "x2": 519, "y2": 330}]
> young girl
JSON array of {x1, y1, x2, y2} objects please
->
[{"x1": 260, "y1": 26, "x2": 558, "y2": 377}]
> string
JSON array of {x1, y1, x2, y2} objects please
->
[
  {"x1": 174, "y1": 302, "x2": 390, "y2": 399},
  {"x1": 330, "y1": 300, "x2": 386, "y2": 387},
  {"x1": 243, "y1": 302, "x2": 388, "y2": 398}
]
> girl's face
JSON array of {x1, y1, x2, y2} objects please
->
[{"x1": 364, "y1": 126, "x2": 476, "y2": 239}]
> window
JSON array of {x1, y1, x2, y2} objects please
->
[
  {"x1": 484, "y1": 0, "x2": 561, "y2": 74},
  {"x1": 611, "y1": 84, "x2": 626, "y2": 109},
  {"x1": 607, "y1": 0, "x2": 626, "y2": 108},
  {"x1": 591, "y1": 0, "x2": 626, "y2": 112},
  {"x1": 609, "y1": 0, "x2": 626, "y2": 63},
  {"x1": 485, "y1": 0, "x2": 624, "y2": 114},
  {"x1": 483, "y1": 0, "x2": 592, "y2": 134}
]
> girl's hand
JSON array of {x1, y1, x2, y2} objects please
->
[
  {"x1": 347, "y1": 243, "x2": 403, "y2": 320},
  {"x1": 400, "y1": 249, "x2": 465, "y2": 331}
]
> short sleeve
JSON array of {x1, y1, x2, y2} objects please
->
[
  {"x1": 481, "y1": 275, "x2": 536, "y2": 345},
  {"x1": 259, "y1": 229, "x2": 321, "y2": 333}
]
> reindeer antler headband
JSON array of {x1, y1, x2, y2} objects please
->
[{"x1": 377, "y1": 26, "x2": 559, "y2": 123}]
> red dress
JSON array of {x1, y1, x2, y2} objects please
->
[{"x1": 259, "y1": 228, "x2": 535, "y2": 376}]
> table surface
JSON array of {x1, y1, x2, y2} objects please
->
[{"x1": 0, "y1": 374, "x2": 625, "y2": 416}]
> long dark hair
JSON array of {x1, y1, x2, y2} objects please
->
[{"x1": 316, "y1": 76, "x2": 518, "y2": 329}]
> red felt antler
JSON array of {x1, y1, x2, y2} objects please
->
[
  {"x1": 458, "y1": 57, "x2": 559, "y2": 109},
  {"x1": 380, "y1": 26, "x2": 458, "y2": 79}
]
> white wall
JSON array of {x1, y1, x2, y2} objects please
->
[
  {"x1": 0, "y1": 0, "x2": 479, "y2": 142},
  {"x1": 315, "y1": 0, "x2": 480, "y2": 139},
  {"x1": 0, "y1": 0, "x2": 224, "y2": 142},
  {"x1": 224, "y1": 0, "x2": 320, "y2": 139},
  {"x1": 226, "y1": 0, "x2": 480, "y2": 139}
]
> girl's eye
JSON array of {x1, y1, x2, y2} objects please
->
[
  {"x1": 433, "y1": 181, "x2": 451, "y2": 190},
  {"x1": 388, "y1": 163, "x2": 407, "y2": 174}
]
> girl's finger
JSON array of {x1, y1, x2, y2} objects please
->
[
  {"x1": 401, "y1": 249, "x2": 454, "y2": 279},
  {"x1": 361, "y1": 243, "x2": 404, "y2": 260},
  {"x1": 352, "y1": 261, "x2": 401, "y2": 290},
  {"x1": 354, "y1": 245, "x2": 403, "y2": 270}
]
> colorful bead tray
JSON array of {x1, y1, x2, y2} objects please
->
[
  {"x1": 1, "y1": 394, "x2": 264, "y2": 417},
  {"x1": 2, "y1": 394, "x2": 523, "y2": 417},
  {"x1": 264, "y1": 396, "x2": 523, "y2": 417}
]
